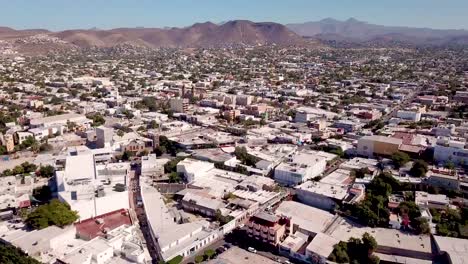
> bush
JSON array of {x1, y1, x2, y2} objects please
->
[
  {"x1": 204, "y1": 249, "x2": 216, "y2": 259},
  {"x1": 194, "y1": 255, "x2": 204, "y2": 263},
  {"x1": 164, "y1": 255, "x2": 183, "y2": 264}
]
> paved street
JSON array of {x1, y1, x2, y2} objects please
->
[{"x1": 129, "y1": 168, "x2": 162, "y2": 263}]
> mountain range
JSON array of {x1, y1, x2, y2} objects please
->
[
  {"x1": 1, "y1": 18, "x2": 467, "y2": 53},
  {"x1": 0, "y1": 20, "x2": 304, "y2": 49},
  {"x1": 286, "y1": 18, "x2": 468, "y2": 46}
]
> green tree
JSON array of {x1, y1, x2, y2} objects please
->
[
  {"x1": 12, "y1": 165, "x2": 24, "y2": 175},
  {"x1": 354, "y1": 167, "x2": 371, "y2": 178},
  {"x1": 164, "y1": 157, "x2": 185, "y2": 174},
  {"x1": 204, "y1": 249, "x2": 216, "y2": 259},
  {"x1": 168, "y1": 172, "x2": 182, "y2": 183},
  {"x1": 149, "y1": 120, "x2": 159, "y2": 129},
  {"x1": 444, "y1": 161, "x2": 456, "y2": 171},
  {"x1": 234, "y1": 146, "x2": 259, "y2": 167},
  {"x1": 86, "y1": 113, "x2": 105, "y2": 127},
  {"x1": 329, "y1": 233, "x2": 379, "y2": 264},
  {"x1": 194, "y1": 255, "x2": 204, "y2": 263},
  {"x1": 121, "y1": 150, "x2": 135, "y2": 161},
  {"x1": 409, "y1": 160, "x2": 429, "y2": 177},
  {"x1": 413, "y1": 217, "x2": 431, "y2": 235},
  {"x1": 38, "y1": 165, "x2": 55, "y2": 178},
  {"x1": 33, "y1": 186, "x2": 52, "y2": 202},
  {"x1": 0, "y1": 145, "x2": 7, "y2": 155},
  {"x1": 0, "y1": 244, "x2": 42, "y2": 264},
  {"x1": 164, "y1": 255, "x2": 183, "y2": 264},
  {"x1": 25, "y1": 199, "x2": 79, "y2": 229},
  {"x1": 21, "y1": 162, "x2": 37, "y2": 173},
  {"x1": 391, "y1": 151, "x2": 410, "y2": 168}
]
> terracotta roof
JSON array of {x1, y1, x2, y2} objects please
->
[
  {"x1": 392, "y1": 132, "x2": 414, "y2": 145},
  {"x1": 399, "y1": 144, "x2": 425, "y2": 153},
  {"x1": 75, "y1": 209, "x2": 132, "y2": 240}
]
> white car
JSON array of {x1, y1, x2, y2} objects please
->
[{"x1": 247, "y1": 247, "x2": 257, "y2": 253}]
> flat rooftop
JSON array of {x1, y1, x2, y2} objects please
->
[
  {"x1": 207, "y1": 246, "x2": 277, "y2": 264},
  {"x1": 296, "y1": 181, "x2": 349, "y2": 200},
  {"x1": 275, "y1": 201, "x2": 335, "y2": 234},
  {"x1": 434, "y1": 235, "x2": 468, "y2": 264},
  {"x1": 64, "y1": 154, "x2": 95, "y2": 181},
  {"x1": 306, "y1": 232, "x2": 338, "y2": 258},
  {"x1": 30, "y1": 113, "x2": 86, "y2": 126},
  {"x1": 329, "y1": 218, "x2": 432, "y2": 254},
  {"x1": 320, "y1": 169, "x2": 353, "y2": 185},
  {"x1": 141, "y1": 184, "x2": 213, "y2": 260}
]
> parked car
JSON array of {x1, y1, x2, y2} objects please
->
[
  {"x1": 248, "y1": 247, "x2": 257, "y2": 253},
  {"x1": 216, "y1": 246, "x2": 226, "y2": 254},
  {"x1": 223, "y1": 243, "x2": 232, "y2": 249}
]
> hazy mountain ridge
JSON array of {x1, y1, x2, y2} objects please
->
[
  {"x1": 1, "y1": 18, "x2": 467, "y2": 53},
  {"x1": 0, "y1": 20, "x2": 305, "y2": 49},
  {"x1": 287, "y1": 18, "x2": 468, "y2": 46}
]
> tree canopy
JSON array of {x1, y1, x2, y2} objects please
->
[
  {"x1": 409, "y1": 160, "x2": 429, "y2": 178},
  {"x1": 25, "y1": 199, "x2": 79, "y2": 229},
  {"x1": 234, "y1": 146, "x2": 260, "y2": 167},
  {"x1": 329, "y1": 232, "x2": 379, "y2": 264},
  {"x1": 391, "y1": 151, "x2": 410, "y2": 168},
  {"x1": 0, "y1": 244, "x2": 42, "y2": 264}
]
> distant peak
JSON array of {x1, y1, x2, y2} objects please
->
[
  {"x1": 192, "y1": 21, "x2": 216, "y2": 27},
  {"x1": 345, "y1": 17, "x2": 362, "y2": 23},
  {"x1": 320, "y1": 18, "x2": 340, "y2": 23}
]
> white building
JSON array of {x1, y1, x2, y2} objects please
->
[
  {"x1": 56, "y1": 153, "x2": 130, "y2": 220},
  {"x1": 295, "y1": 181, "x2": 349, "y2": 210},
  {"x1": 415, "y1": 191, "x2": 450, "y2": 210},
  {"x1": 170, "y1": 98, "x2": 189, "y2": 113},
  {"x1": 433, "y1": 137, "x2": 468, "y2": 166},
  {"x1": 274, "y1": 151, "x2": 327, "y2": 186},
  {"x1": 141, "y1": 184, "x2": 219, "y2": 261},
  {"x1": 396, "y1": 110, "x2": 422, "y2": 122},
  {"x1": 29, "y1": 113, "x2": 92, "y2": 129},
  {"x1": 141, "y1": 154, "x2": 170, "y2": 180},
  {"x1": 177, "y1": 159, "x2": 215, "y2": 183},
  {"x1": 95, "y1": 126, "x2": 114, "y2": 148},
  {"x1": 236, "y1": 95, "x2": 253, "y2": 106}
]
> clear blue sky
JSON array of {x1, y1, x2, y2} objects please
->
[{"x1": 1, "y1": 0, "x2": 467, "y2": 31}]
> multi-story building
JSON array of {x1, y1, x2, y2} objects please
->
[
  {"x1": 433, "y1": 137, "x2": 468, "y2": 166},
  {"x1": 274, "y1": 151, "x2": 327, "y2": 186},
  {"x1": 454, "y1": 91, "x2": 468, "y2": 103},
  {"x1": 170, "y1": 98, "x2": 189, "y2": 113},
  {"x1": 425, "y1": 169, "x2": 460, "y2": 191},
  {"x1": 96, "y1": 126, "x2": 114, "y2": 148},
  {"x1": 295, "y1": 181, "x2": 349, "y2": 211},
  {"x1": 243, "y1": 104, "x2": 268, "y2": 117},
  {"x1": 246, "y1": 212, "x2": 292, "y2": 246},
  {"x1": 397, "y1": 110, "x2": 422, "y2": 122},
  {"x1": 357, "y1": 135, "x2": 403, "y2": 157},
  {"x1": 29, "y1": 113, "x2": 91, "y2": 129},
  {"x1": 3, "y1": 133, "x2": 15, "y2": 152},
  {"x1": 236, "y1": 95, "x2": 253, "y2": 106},
  {"x1": 332, "y1": 120, "x2": 363, "y2": 133},
  {"x1": 415, "y1": 191, "x2": 450, "y2": 210}
]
